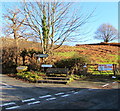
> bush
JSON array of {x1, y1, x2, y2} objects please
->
[
  {"x1": 2, "y1": 47, "x2": 17, "y2": 73},
  {"x1": 54, "y1": 54, "x2": 90, "y2": 75},
  {"x1": 20, "y1": 49, "x2": 43, "y2": 71},
  {"x1": 2, "y1": 47, "x2": 42, "y2": 73},
  {"x1": 20, "y1": 49, "x2": 28, "y2": 65}
]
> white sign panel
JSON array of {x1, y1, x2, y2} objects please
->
[
  {"x1": 41, "y1": 64, "x2": 52, "y2": 68},
  {"x1": 98, "y1": 64, "x2": 113, "y2": 71},
  {"x1": 35, "y1": 54, "x2": 48, "y2": 58}
]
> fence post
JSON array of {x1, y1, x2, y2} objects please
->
[{"x1": 113, "y1": 64, "x2": 116, "y2": 76}]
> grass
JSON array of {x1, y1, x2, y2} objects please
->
[
  {"x1": 53, "y1": 51, "x2": 77, "y2": 58},
  {"x1": 95, "y1": 56, "x2": 119, "y2": 64},
  {"x1": 109, "y1": 54, "x2": 120, "y2": 58}
]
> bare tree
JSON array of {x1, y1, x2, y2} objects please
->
[
  {"x1": 3, "y1": 8, "x2": 30, "y2": 65},
  {"x1": 22, "y1": 1, "x2": 95, "y2": 55},
  {"x1": 95, "y1": 23, "x2": 118, "y2": 42}
]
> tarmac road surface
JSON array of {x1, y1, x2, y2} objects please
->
[{"x1": 0, "y1": 74, "x2": 120, "y2": 110}]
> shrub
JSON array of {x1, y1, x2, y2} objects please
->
[
  {"x1": 54, "y1": 54, "x2": 90, "y2": 75},
  {"x1": 20, "y1": 49, "x2": 28, "y2": 65},
  {"x1": 2, "y1": 47, "x2": 17, "y2": 73},
  {"x1": 20, "y1": 49, "x2": 43, "y2": 71}
]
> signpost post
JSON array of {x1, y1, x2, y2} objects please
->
[
  {"x1": 41, "y1": 64, "x2": 52, "y2": 72},
  {"x1": 34, "y1": 54, "x2": 50, "y2": 72},
  {"x1": 34, "y1": 54, "x2": 49, "y2": 63}
]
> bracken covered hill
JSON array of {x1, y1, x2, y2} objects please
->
[
  {"x1": 76, "y1": 42, "x2": 120, "y2": 47},
  {"x1": 1, "y1": 37, "x2": 119, "y2": 64},
  {"x1": 55, "y1": 44, "x2": 119, "y2": 64}
]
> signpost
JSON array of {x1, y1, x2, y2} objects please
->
[
  {"x1": 34, "y1": 54, "x2": 49, "y2": 64},
  {"x1": 34, "y1": 54, "x2": 50, "y2": 72}
]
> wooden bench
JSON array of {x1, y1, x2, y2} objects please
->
[{"x1": 46, "y1": 68, "x2": 69, "y2": 77}]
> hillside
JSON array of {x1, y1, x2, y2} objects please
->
[
  {"x1": 54, "y1": 45, "x2": 119, "y2": 64},
  {"x1": 1, "y1": 38, "x2": 119, "y2": 65},
  {"x1": 1, "y1": 37, "x2": 41, "y2": 50},
  {"x1": 76, "y1": 42, "x2": 120, "y2": 47}
]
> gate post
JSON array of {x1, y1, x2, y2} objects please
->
[{"x1": 113, "y1": 64, "x2": 116, "y2": 76}]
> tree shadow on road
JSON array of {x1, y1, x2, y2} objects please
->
[{"x1": 1, "y1": 81, "x2": 120, "y2": 110}]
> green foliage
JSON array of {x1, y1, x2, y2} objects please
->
[
  {"x1": 42, "y1": 13, "x2": 49, "y2": 54},
  {"x1": 16, "y1": 71, "x2": 45, "y2": 82}
]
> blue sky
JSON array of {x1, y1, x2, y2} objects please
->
[
  {"x1": 1, "y1": 1, "x2": 118, "y2": 46},
  {"x1": 65, "y1": 2, "x2": 118, "y2": 45}
]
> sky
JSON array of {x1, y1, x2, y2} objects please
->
[
  {"x1": 65, "y1": 2, "x2": 118, "y2": 45},
  {"x1": 0, "y1": 1, "x2": 119, "y2": 46}
]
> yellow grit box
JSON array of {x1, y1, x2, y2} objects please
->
[{"x1": 16, "y1": 66, "x2": 28, "y2": 73}]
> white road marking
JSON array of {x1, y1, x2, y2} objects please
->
[
  {"x1": 46, "y1": 97, "x2": 56, "y2": 101},
  {"x1": 0, "y1": 82, "x2": 13, "y2": 88},
  {"x1": 55, "y1": 92, "x2": 64, "y2": 95},
  {"x1": 5, "y1": 106, "x2": 20, "y2": 110},
  {"x1": 71, "y1": 91, "x2": 75, "y2": 92},
  {"x1": 22, "y1": 98, "x2": 35, "y2": 102},
  {"x1": 61, "y1": 94, "x2": 70, "y2": 97},
  {"x1": 39, "y1": 95, "x2": 52, "y2": 98},
  {"x1": 112, "y1": 82, "x2": 117, "y2": 84},
  {"x1": 2, "y1": 86, "x2": 12, "y2": 88},
  {"x1": 28, "y1": 101, "x2": 40, "y2": 105},
  {"x1": 0, "y1": 102, "x2": 16, "y2": 107},
  {"x1": 73, "y1": 92, "x2": 79, "y2": 94},
  {"x1": 102, "y1": 84, "x2": 109, "y2": 87}
]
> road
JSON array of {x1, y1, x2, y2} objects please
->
[{"x1": 0, "y1": 74, "x2": 120, "y2": 110}]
